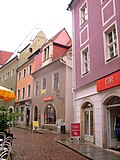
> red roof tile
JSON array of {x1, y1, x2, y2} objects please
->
[{"x1": 0, "y1": 50, "x2": 13, "y2": 65}]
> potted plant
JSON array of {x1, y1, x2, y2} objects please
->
[{"x1": 0, "y1": 105, "x2": 20, "y2": 133}]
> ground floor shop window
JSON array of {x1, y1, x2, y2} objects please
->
[{"x1": 44, "y1": 104, "x2": 56, "y2": 124}]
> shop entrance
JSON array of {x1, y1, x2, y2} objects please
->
[
  {"x1": 108, "y1": 108, "x2": 120, "y2": 148},
  {"x1": 105, "y1": 96, "x2": 120, "y2": 149},
  {"x1": 82, "y1": 102, "x2": 94, "y2": 143}
]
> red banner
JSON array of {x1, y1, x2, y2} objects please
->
[{"x1": 71, "y1": 123, "x2": 80, "y2": 137}]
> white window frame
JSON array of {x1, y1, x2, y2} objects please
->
[
  {"x1": 11, "y1": 68, "x2": 14, "y2": 77},
  {"x1": 41, "y1": 77, "x2": 46, "y2": 90},
  {"x1": 53, "y1": 72, "x2": 59, "y2": 91},
  {"x1": 43, "y1": 46, "x2": 50, "y2": 62},
  {"x1": 18, "y1": 72, "x2": 21, "y2": 81},
  {"x1": 104, "y1": 22, "x2": 119, "y2": 62},
  {"x1": 22, "y1": 87, "x2": 25, "y2": 99},
  {"x1": 28, "y1": 65, "x2": 32, "y2": 75},
  {"x1": 17, "y1": 89, "x2": 20, "y2": 100},
  {"x1": 81, "y1": 46, "x2": 90, "y2": 76},
  {"x1": 27, "y1": 84, "x2": 31, "y2": 97},
  {"x1": 23, "y1": 68, "x2": 26, "y2": 78},
  {"x1": 35, "y1": 81, "x2": 39, "y2": 96},
  {"x1": 2, "y1": 74, "x2": 5, "y2": 82},
  {"x1": 80, "y1": 1, "x2": 88, "y2": 26}
]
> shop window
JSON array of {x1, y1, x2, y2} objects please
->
[
  {"x1": 44, "y1": 105, "x2": 56, "y2": 124},
  {"x1": 21, "y1": 107, "x2": 24, "y2": 121}
]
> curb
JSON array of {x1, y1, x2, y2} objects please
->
[{"x1": 56, "y1": 140, "x2": 93, "y2": 160}]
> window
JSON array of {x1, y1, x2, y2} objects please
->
[
  {"x1": 34, "y1": 106, "x2": 38, "y2": 121},
  {"x1": 5, "y1": 73, "x2": 8, "y2": 80},
  {"x1": 18, "y1": 72, "x2": 21, "y2": 81},
  {"x1": 43, "y1": 46, "x2": 49, "y2": 61},
  {"x1": 23, "y1": 69, "x2": 26, "y2": 78},
  {"x1": 8, "y1": 72, "x2": 10, "y2": 78},
  {"x1": 27, "y1": 85, "x2": 31, "y2": 97},
  {"x1": 54, "y1": 73, "x2": 59, "y2": 91},
  {"x1": 84, "y1": 110, "x2": 93, "y2": 136},
  {"x1": 80, "y1": 2, "x2": 87, "y2": 25},
  {"x1": 28, "y1": 65, "x2": 32, "y2": 75},
  {"x1": 44, "y1": 104, "x2": 56, "y2": 124},
  {"x1": 17, "y1": 89, "x2": 20, "y2": 100},
  {"x1": 105, "y1": 26, "x2": 118, "y2": 61},
  {"x1": 35, "y1": 81, "x2": 39, "y2": 96},
  {"x1": 21, "y1": 107, "x2": 24, "y2": 121},
  {"x1": 11, "y1": 68, "x2": 14, "y2": 77},
  {"x1": 2, "y1": 74, "x2": 5, "y2": 82},
  {"x1": 42, "y1": 78, "x2": 46, "y2": 90},
  {"x1": 81, "y1": 47, "x2": 90, "y2": 75},
  {"x1": 22, "y1": 87, "x2": 25, "y2": 99}
]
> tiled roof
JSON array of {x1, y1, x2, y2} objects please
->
[
  {"x1": 0, "y1": 50, "x2": 13, "y2": 65},
  {"x1": 42, "y1": 28, "x2": 71, "y2": 48}
]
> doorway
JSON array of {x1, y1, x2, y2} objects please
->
[{"x1": 108, "y1": 107, "x2": 120, "y2": 148}]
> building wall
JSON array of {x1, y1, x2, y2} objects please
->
[
  {"x1": 72, "y1": 0, "x2": 120, "y2": 89},
  {"x1": 32, "y1": 59, "x2": 73, "y2": 132},
  {"x1": 71, "y1": 0, "x2": 120, "y2": 148},
  {"x1": 0, "y1": 57, "x2": 18, "y2": 106}
]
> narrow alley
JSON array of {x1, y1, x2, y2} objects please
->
[{"x1": 11, "y1": 127, "x2": 88, "y2": 160}]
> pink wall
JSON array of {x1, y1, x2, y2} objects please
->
[{"x1": 72, "y1": 0, "x2": 120, "y2": 89}]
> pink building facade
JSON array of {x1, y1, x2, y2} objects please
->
[{"x1": 69, "y1": 0, "x2": 120, "y2": 149}]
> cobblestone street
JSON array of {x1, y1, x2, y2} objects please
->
[{"x1": 11, "y1": 127, "x2": 88, "y2": 160}]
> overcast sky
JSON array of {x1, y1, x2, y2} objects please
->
[{"x1": 0, "y1": 0, "x2": 72, "y2": 53}]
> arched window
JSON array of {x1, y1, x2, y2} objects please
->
[
  {"x1": 44, "y1": 104, "x2": 56, "y2": 124},
  {"x1": 34, "y1": 106, "x2": 38, "y2": 121}
]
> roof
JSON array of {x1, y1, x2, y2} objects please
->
[
  {"x1": 67, "y1": 0, "x2": 79, "y2": 10},
  {"x1": 0, "y1": 50, "x2": 13, "y2": 65},
  {"x1": 42, "y1": 28, "x2": 71, "y2": 48}
]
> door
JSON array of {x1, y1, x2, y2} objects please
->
[
  {"x1": 108, "y1": 108, "x2": 120, "y2": 148},
  {"x1": 84, "y1": 110, "x2": 94, "y2": 142}
]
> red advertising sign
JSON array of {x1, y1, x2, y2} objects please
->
[
  {"x1": 44, "y1": 96, "x2": 53, "y2": 102},
  {"x1": 71, "y1": 123, "x2": 80, "y2": 138},
  {"x1": 97, "y1": 71, "x2": 120, "y2": 92}
]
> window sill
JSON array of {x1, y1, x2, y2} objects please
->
[
  {"x1": 82, "y1": 71, "x2": 89, "y2": 76},
  {"x1": 106, "y1": 54, "x2": 118, "y2": 62},
  {"x1": 80, "y1": 20, "x2": 87, "y2": 27}
]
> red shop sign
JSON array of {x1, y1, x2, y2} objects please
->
[
  {"x1": 71, "y1": 123, "x2": 80, "y2": 138},
  {"x1": 97, "y1": 71, "x2": 120, "y2": 92},
  {"x1": 44, "y1": 96, "x2": 53, "y2": 102}
]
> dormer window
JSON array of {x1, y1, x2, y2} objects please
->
[{"x1": 43, "y1": 46, "x2": 49, "y2": 61}]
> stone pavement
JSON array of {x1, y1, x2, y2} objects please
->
[
  {"x1": 37, "y1": 128, "x2": 120, "y2": 160},
  {"x1": 57, "y1": 139, "x2": 120, "y2": 160},
  {"x1": 17, "y1": 127, "x2": 120, "y2": 160}
]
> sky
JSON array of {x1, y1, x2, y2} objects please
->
[{"x1": 0, "y1": 0, "x2": 72, "y2": 53}]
